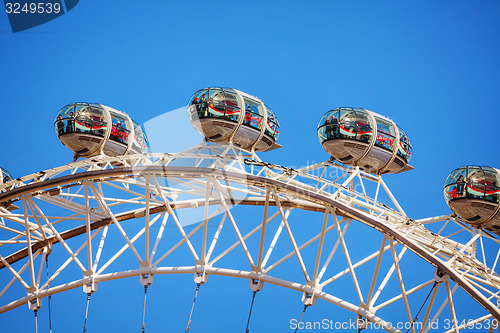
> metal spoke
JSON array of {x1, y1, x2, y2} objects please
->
[
  {"x1": 445, "y1": 280, "x2": 459, "y2": 333},
  {"x1": 425, "y1": 283, "x2": 459, "y2": 333},
  {"x1": 90, "y1": 183, "x2": 143, "y2": 263},
  {"x1": 389, "y1": 239, "x2": 414, "y2": 333},
  {"x1": 317, "y1": 218, "x2": 350, "y2": 283},
  {"x1": 419, "y1": 282, "x2": 440, "y2": 333},
  {"x1": 333, "y1": 213, "x2": 364, "y2": 305},
  {"x1": 370, "y1": 246, "x2": 407, "y2": 308},
  {"x1": 213, "y1": 179, "x2": 255, "y2": 268},
  {"x1": 366, "y1": 236, "x2": 388, "y2": 306},
  {"x1": 272, "y1": 188, "x2": 310, "y2": 282},
  {"x1": 312, "y1": 209, "x2": 330, "y2": 284},
  {"x1": 261, "y1": 211, "x2": 290, "y2": 268},
  {"x1": 151, "y1": 178, "x2": 199, "y2": 261}
]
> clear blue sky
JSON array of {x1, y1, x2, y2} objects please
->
[{"x1": 2, "y1": 1, "x2": 500, "y2": 332}]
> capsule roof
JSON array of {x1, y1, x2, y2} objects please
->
[
  {"x1": 188, "y1": 87, "x2": 281, "y2": 152},
  {"x1": 317, "y1": 107, "x2": 412, "y2": 174},
  {"x1": 55, "y1": 103, "x2": 149, "y2": 159}
]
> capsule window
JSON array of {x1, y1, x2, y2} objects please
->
[
  {"x1": 397, "y1": 126, "x2": 412, "y2": 163},
  {"x1": 444, "y1": 167, "x2": 468, "y2": 201},
  {"x1": 328, "y1": 108, "x2": 372, "y2": 143},
  {"x1": 188, "y1": 88, "x2": 242, "y2": 125},
  {"x1": 317, "y1": 109, "x2": 340, "y2": 142},
  {"x1": 206, "y1": 88, "x2": 226, "y2": 118},
  {"x1": 132, "y1": 120, "x2": 149, "y2": 153},
  {"x1": 190, "y1": 89, "x2": 207, "y2": 105},
  {"x1": 73, "y1": 104, "x2": 91, "y2": 134},
  {"x1": 338, "y1": 108, "x2": 358, "y2": 140},
  {"x1": 0, "y1": 167, "x2": 12, "y2": 193},
  {"x1": 444, "y1": 168, "x2": 467, "y2": 188},
  {"x1": 54, "y1": 104, "x2": 77, "y2": 136},
  {"x1": 60, "y1": 104, "x2": 75, "y2": 114},
  {"x1": 242, "y1": 97, "x2": 264, "y2": 131},
  {"x1": 445, "y1": 167, "x2": 500, "y2": 203},
  {"x1": 374, "y1": 117, "x2": 396, "y2": 151},
  {"x1": 188, "y1": 91, "x2": 201, "y2": 122},
  {"x1": 484, "y1": 170, "x2": 500, "y2": 203},
  {"x1": 353, "y1": 110, "x2": 371, "y2": 144},
  {"x1": 73, "y1": 104, "x2": 107, "y2": 137},
  {"x1": 222, "y1": 90, "x2": 241, "y2": 122},
  {"x1": 109, "y1": 112, "x2": 130, "y2": 145},
  {"x1": 188, "y1": 89, "x2": 210, "y2": 120},
  {"x1": 265, "y1": 106, "x2": 280, "y2": 140},
  {"x1": 466, "y1": 167, "x2": 486, "y2": 199},
  {"x1": 467, "y1": 182, "x2": 486, "y2": 199}
]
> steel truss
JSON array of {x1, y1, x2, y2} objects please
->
[{"x1": 0, "y1": 142, "x2": 499, "y2": 332}]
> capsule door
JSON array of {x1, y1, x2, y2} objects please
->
[
  {"x1": 103, "y1": 110, "x2": 131, "y2": 156},
  {"x1": 359, "y1": 116, "x2": 398, "y2": 173},
  {"x1": 256, "y1": 106, "x2": 280, "y2": 151},
  {"x1": 231, "y1": 96, "x2": 265, "y2": 150}
]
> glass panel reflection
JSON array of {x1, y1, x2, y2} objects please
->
[
  {"x1": 317, "y1": 108, "x2": 373, "y2": 144},
  {"x1": 188, "y1": 88, "x2": 243, "y2": 123},
  {"x1": 132, "y1": 120, "x2": 149, "y2": 153},
  {"x1": 109, "y1": 112, "x2": 130, "y2": 145},
  {"x1": 444, "y1": 166, "x2": 500, "y2": 204},
  {"x1": 243, "y1": 97, "x2": 264, "y2": 131},
  {"x1": 374, "y1": 117, "x2": 396, "y2": 151},
  {"x1": 317, "y1": 109, "x2": 340, "y2": 141},
  {"x1": 397, "y1": 126, "x2": 412, "y2": 163},
  {"x1": 187, "y1": 87, "x2": 279, "y2": 151},
  {"x1": 55, "y1": 103, "x2": 107, "y2": 138},
  {"x1": 0, "y1": 167, "x2": 12, "y2": 193},
  {"x1": 265, "y1": 106, "x2": 280, "y2": 140},
  {"x1": 224, "y1": 90, "x2": 241, "y2": 122}
]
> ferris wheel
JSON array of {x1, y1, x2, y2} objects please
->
[{"x1": 1, "y1": 88, "x2": 500, "y2": 333}]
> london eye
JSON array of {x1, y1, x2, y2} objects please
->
[{"x1": 1, "y1": 87, "x2": 500, "y2": 333}]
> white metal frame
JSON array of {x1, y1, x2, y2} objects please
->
[{"x1": 0, "y1": 142, "x2": 499, "y2": 332}]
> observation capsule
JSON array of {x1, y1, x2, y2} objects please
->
[
  {"x1": 0, "y1": 167, "x2": 12, "y2": 193},
  {"x1": 317, "y1": 107, "x2": 413, "y2": 174},
  {"x1": 443, "y1": 166, "x2": 500, "y2": 233},
  {"x1": 54, "y1": 103, "x2": 149, "y2": 159},
  {"x1": 187, "y1": 87, "x2": 281, "y2": 151}
]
